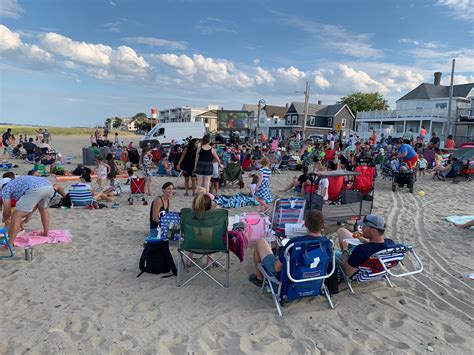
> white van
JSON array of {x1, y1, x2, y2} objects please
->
[{"x1": 139, "y1": 122, "x2": 205, "y2": 148}]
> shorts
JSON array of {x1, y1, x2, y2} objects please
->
[
  {"x1": 419, "y1": 168, "x2": 425, "y2": 171},
  {"x1": 211, "y1": 177, "x2": 220, "y2": 183},
  {"x1": 16, "y1": 185, "x2": 55, "y2": 212},
  {"x1": 262, "y1": 254, "x2": 277, "y2": 276},
  {"x1": 182, "y1": 170, "x2": 196, "y2": 178}
]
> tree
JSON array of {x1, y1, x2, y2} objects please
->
[
  {"x1": 112, "y1": 117, "x2": 122, "y2": 129},
  {"x1": 104, "y1": 117, "x2": 112, "y2": 129},
  {"x1": 133, "y1": 112, "x2": 148, "y2": 120},
  {"x1": 136, "y1": 120, "x2": 151, "y2": 131},
  {"x1": 338, "y1": 92, "x2": 389, "y2": 117}
]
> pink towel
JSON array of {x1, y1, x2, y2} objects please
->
[{"x1": 13, "y1": 230, "x2": 72, "y2": 248}]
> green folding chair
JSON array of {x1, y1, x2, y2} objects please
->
[{"x1": 177, "y1": 208, "x2": 229, "y2": 288}]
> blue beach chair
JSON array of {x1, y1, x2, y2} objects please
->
[
  {"x1": 0, "y1": 227, "x2": 14, "y2": 259},
  {"x1": 258, "y1": 237, "x2": 336, "y2": 316}
]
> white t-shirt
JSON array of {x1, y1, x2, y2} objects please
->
[{"x1": 318, "y1": 178, "x2": 329, "y2": 201}]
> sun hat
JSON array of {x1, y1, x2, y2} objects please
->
[{"x1": 359, "y1": 214, "x2": 385, "y2": 230}]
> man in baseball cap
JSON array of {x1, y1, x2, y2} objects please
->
[{"x1": 336, "y1": 214, "x2": 394, "y2": 278}]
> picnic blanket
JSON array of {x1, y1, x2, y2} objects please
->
[
  {"x1": 13, "y1": 230, "x2": 73, "y2": 247},
  {"x1": 55, "y1": 174, "x2": 129, "y2": 182},
  {"x1": 215, "y1": 193, "x2": 259, "y2": 209},
  {"x1": 446, "y1": 215, "x2": 474, "y2": 230}
]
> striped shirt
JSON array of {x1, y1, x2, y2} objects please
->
[{"x1": 259, "y1": 167, "x2": 271, "y2": 181}]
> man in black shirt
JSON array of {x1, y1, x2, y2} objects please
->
[{"x1": 429, "y1": 132, "x2": 440, "y2": 148}]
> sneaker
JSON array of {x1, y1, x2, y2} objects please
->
[
  {"x1": 248, "y1": 273, "x2": 263, "y2": 287},
  {"x1": 112, "y1": 203, "x2": 120, "y2": 208}
]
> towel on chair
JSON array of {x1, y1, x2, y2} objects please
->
[
  {"x1": 446, "y1": 216, "x2": 474, "y2": 230},
  {"x1": 13, "y1": 230, "x2": 73, "y2": 247}
]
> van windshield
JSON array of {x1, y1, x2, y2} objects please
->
[{"x1": 153, "y1": 128, "x2": 165, "y2": 136}]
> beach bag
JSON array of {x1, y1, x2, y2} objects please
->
[
  {"x1": 240, "y1": 213, "x2": 269, "y2": 242},
  {"x1": 137, "y1": 240, "x2": 177, "y2": 278},
  {"x1": 159, "y1": 212, "x2": 181, "y2": 241}
]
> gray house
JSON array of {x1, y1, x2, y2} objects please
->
[{"x1": 283, "y1": 102, "x2": 355, "y2": 138}]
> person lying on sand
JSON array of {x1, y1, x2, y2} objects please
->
[{"x1": 455, "y1": 220, "x2": 474, "y2": 229}]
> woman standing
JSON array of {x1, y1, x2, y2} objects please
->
[
  {"x1": 194, "y1": 134, "x2": 222, "y2": 193},
  {"x1": 176, "y1": 138, "x2": 199, "y2": 196},
  {"x1": 140, "y1": 147, "x2": 153, "y2": 196},
  {"x1": 149, "y1": 182, "x2": 174, "y2": 238}
]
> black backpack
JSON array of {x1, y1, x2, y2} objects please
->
[{"x1": 137, "y1": 240, "x2": 177, "y2": 278}]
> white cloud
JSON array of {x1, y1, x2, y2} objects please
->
[
  {"x1": 441, "y1": 74, "x2": 474, "y2": 85},
  {"x1": 255, "y1": 67, "x2": 275, "y2": 85},
  {"x1": 195, "y1": 17, "x2": 237, "y2": 35},
  {"x1": 0, "y1": 25, "x2": 54, "y2": 68},
  {"x1": 157, "y1": 53, "x2": 196, "y2": 75},
  {"x1": 253, "y1": 59, "x2": 260, "y2": 65},
  {"x1": 276, "y1": 66, "x2": 306, "y2": 82},
  {"x1": 122, "y1": 36, "x2": 187, "y2": 50},
  {"x1": 275, "y1": 13, "x2": 383, "y2": 59},
  {"x1": 313, "y1": 70, "x2": 330, "y2": 89},
  {"x1": 40, "y1": 32, "x2": 149, "y2": 77},
  {"x1": 437, "y1": 0, "x2": 474, "y2": 22},
  {"x1": 399, "y1": 38, "x2": 440, "y2": 49},
  {"x1": 0, "y1": 0, "x2": 23, "y2": 19}
]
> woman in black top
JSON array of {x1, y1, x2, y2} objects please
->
[
  {"x1": 176, "y1": 138, "x2": 199, "y2": 196},
  {"x1": 149, "y1": 182, "x2": 174, "y2": 237},
  {"x1": 194, "y1": 134, "x2": 222, "y2": 193}
]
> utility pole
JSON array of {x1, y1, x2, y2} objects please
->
[
  {"x1": 302, "y1": 81, "x2": 310, "y2": 140},
  {"x1": 446, "y1": 59, "x2": 456, "y2": 137}
]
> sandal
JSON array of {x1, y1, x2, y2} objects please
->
[{"x1": 248, "y1": 273, "x2": 263, "y2": 287}]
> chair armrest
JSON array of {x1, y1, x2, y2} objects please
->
[{"x1": 378, "y1": 247, "x2": 423, "y2": 277}]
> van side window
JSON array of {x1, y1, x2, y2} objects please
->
[{"x1": 154, "y1": 128, "x2": 165, "y2": 136}]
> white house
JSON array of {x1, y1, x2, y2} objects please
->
[
  {"x1": 256, "y1": 104, "x2": 289, "y2": 137},
  {"x1": 356, "y1": 72, "x2": 474, "y2": 143},
  {"x1": 158, "y1": 105, "x2": 218, "y2": 123}
]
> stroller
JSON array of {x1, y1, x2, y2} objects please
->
[
  {"x1": 392, "y1": 164, "x2": 416, "y2": 193},
  {"x1": 128, "y1": 177, "x2": 148, "y2": 205}
]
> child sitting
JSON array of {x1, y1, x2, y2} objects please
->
[{"x1": 104, "y1": 172, "x2": 122, "y2": 197}]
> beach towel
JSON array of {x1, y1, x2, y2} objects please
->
[
  {"x1": 215, "y1": 193, "x2": 259, "y2": 208},
  {"x1": 13, "y1": 230, "x2": 73, "y2": 247},
  {"x1": 55, "y1": 174, "x2": 129, "y2": 182},
  {"x1": 446, "y1": 216, "x2": 474, "y2": 230}
]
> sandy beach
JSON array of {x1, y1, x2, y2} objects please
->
[{"x1": 0, "y1": 135, "x2": 472, "y2": 354}]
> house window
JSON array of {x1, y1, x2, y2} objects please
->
[
  {"x1": 435, "y1": 103, "x2": 447, "y2": 109},
  {"x1": 286, "y1": 116, "x2": 291, "y2": 125},
  {"x1": 328, "y1": 118, "x2": 333, "y2": 127},
  {"x1": 292, "y1": 115, "x2": 298, "y2": 125},
  {"x1": 341, "y1": 118, "x2": 346, "y2": 128},
  {"x1": 274, "y1": 118, "x2": 278, "y2": 125},
  {"x1": 309, "y1": 116, "x2": 315, "y2": 126},
  {"x1": 204, "y1": 118, "x2": 208, "y2": 123}
]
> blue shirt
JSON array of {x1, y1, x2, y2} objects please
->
[
  {"x1": 398, "y1": 144, "x2": 417, "y2": 160},
  {"x1": 1, "y1": 176, "x2": 51, "y2": 201}
]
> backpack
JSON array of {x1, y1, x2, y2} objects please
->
[{"x1": 137, "y1": 240, "x2": 177, "y2": 278}]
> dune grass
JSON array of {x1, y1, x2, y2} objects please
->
[{"x1": 0, "y1": 125, "x2": 137, "y2": 136}]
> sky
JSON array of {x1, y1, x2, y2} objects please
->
[{"x1": 0, "y1": 0, "x2": 473, "y2": 127}]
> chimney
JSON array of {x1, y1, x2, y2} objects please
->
[
  {"x1": 434, "y1": 72, "x2": 442, "y2": 85},
  {"x1": 317, "y1": 100, "x2": 322, "y2": 105},
  {"x1": 285, "y1": 103, "x2": 289, "y2": 108}
]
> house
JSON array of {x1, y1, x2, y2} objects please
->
[
  {"x1": 356, "y1": 72, "x2": 474, "y2": 143},
  {"x1": 194, "y1": 109, "x2": 218, "y2": 133},
  {"x1": 283, "y1": 102, "x2": 355, "y2": 139},
  {"x1": 257, "y1": 104, "x2": 289, "y2": 138},
  {"x1": 158, "y1": 105, "x2": 218, "y2": 123}
]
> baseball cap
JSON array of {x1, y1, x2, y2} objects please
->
[
  {"x1": 360, "y1": 214, "x2": 385, "y2": 230},
  {"x1": 1, "y1": 177, "x2": 11, "y2": 188}
]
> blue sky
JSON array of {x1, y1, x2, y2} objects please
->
[{"x1": 1, "y1": 0, "x2": 473, "y2": 127}]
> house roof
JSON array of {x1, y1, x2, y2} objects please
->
[
  {"x1": 289, "y1": 102, "x2": 351, "y2": 117},
  {"x1": 241, "y1": 104, "x2": 258, "y2": 113},
  {"x1": 263, "y1": 105, "x2": 287, "y2": 118},
  {"x1": 195, "y1": 109, "x2": 218, "y2": 118},
  {"x1": 398, "y1": 83, "x2": 474, "y2": 101}
]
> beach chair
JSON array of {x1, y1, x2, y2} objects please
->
[
  {"x1": 338, "y1": 244, "x2": 423, "y2": 294},
  {"x1": 327, "y1": 176, "x2": 344, "y2": 204},
  {"x1": 68, "y1": 184, "x2": 94, "y2": 208},
  {"x1": 222, "y1": 163, "x2": 244, "y2": 188},
  {"x1": 177, "y1": 208, "x2": 230, "y2": 288},
  {"x1": 258, "y1": 237, "x2": 336, "y2": 316},
  {"x1": 352, "y1": 165, "x2": 376, "y2": 197},
  {"x1": 128, "y1": 177, "x2": 147, "y2": 205},
  {"x1": 271, "y1": 198, "x2": 305, "y2": 231},
  {"x1": 0, "y1": 227, "x2": 14, "y2": 259}
]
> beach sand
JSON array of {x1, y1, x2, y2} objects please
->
[{"x1": 0, "y1": 135, "x2": 472, "y2": 354}]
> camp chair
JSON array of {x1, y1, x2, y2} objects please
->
[
  {"x1": 338, "y1": 244, "x2": 423, "y2": 294},
  {"x1": 0, "y1": 227, "x2": 14, "y2": 259},
  {"x1": 327, "y1": 176, "x2": 344, "y2": 203},
  {"x1": 258, "y1": 237, "x2": 336, "y2": 316},
  {"x1": 271, "y1": 198, "x2": 305, "y2": 231},
  {"x1": 68, "y1": 184, "x2": 94, "y2": 208},
  {"x1": 222, "y1": 163, "x2": 244, "y2": 188},
  {"x1": 352, "y1": 165, "x2": 376, "y2": 197},
  {"x1": 177, "y1": 208, "x2": 230, "y2": 288}
]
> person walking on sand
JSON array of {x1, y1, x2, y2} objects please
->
[
  {"x1": 194, "y1": 134, "x2": 222, "y2": 194},
  {"x1": 1, "y1": 176, "x2": 55, "y2": 245},
  {"x1": 140, "y1": 147, "x2": 153, "y2": 196}
]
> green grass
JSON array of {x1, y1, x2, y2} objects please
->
[{"x1": 0, "y1": 125, "x2": 136, "y2": 136}]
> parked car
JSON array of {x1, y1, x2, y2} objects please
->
[{"x1": 307, "y1": 134, "x2": 324, "y2": 143}]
